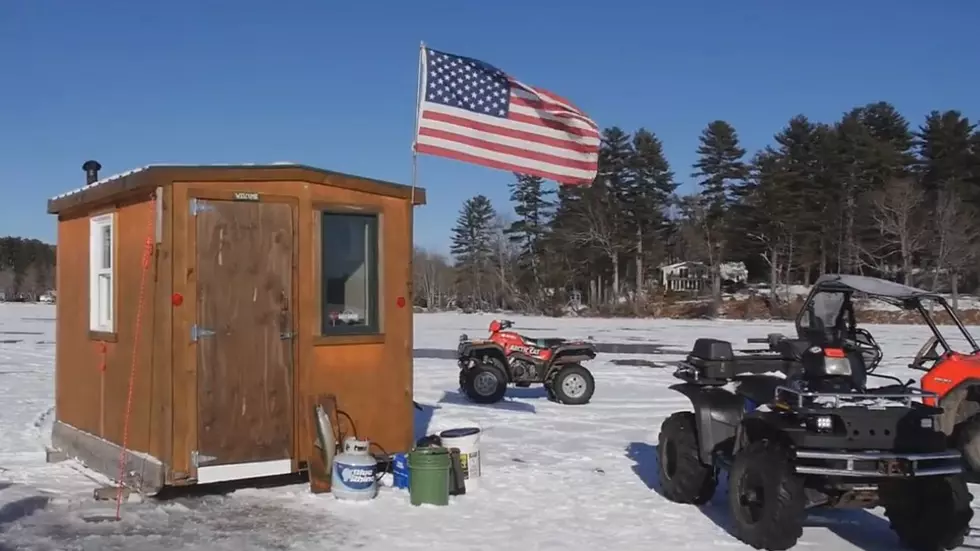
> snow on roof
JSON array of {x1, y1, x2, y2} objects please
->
[
  {"x1": 660, "y1": 261, "x2": 705, "y2": 271},
  {"x1": 47, "y1": 162, "x2": 304, "y2": 203}
]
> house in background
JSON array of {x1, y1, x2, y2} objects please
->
[{"x1": 659, "y1": 261, "x2": 749, "y2": 292}]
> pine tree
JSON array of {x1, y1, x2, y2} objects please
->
[
  {"x1": 827, "y1": 110, "x2": 880, "y2": 273},
  {"x1": 857, "y1": 101, "x2": 916, "y2": 180},
  {"x1": 691, "y1": 120, "x2": 748, "y2": 308},
  {"x1": 626, "y1": 128, "x2": 675, "y2": 294},
  {"x1": 450, "y1": 195, "x2": 497, "y2": 309},
  {"x1": 593, "y1": 126, "x2": 634, "y2": 297},
  {"x1": 504, "y1": 173, "x2": 554, "y2": 301},
  {"x1": 916, "y1": 110, "x2": 976, "y2": 196},
  {"x1": 770, "y1": 115, "x2": 824, "y2": 281},
  {"x1": 735, "y1": 147, "x2": 788, "y2": 292}
]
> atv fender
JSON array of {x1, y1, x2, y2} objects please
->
[
  {"x1": 546, "y1": 345, "x2": 597, "y2": 379},
  {"x1": 932, "y1": 378, "x2": 980, "y2": 436},
  {"x1": 458, "y1": 343, "x2": 508, "y2": 370},
  {"x1": 669, "y1": 383, "x2": 745, "y2": 465}
]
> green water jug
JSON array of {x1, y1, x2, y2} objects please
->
[{"x1": 408, "y1": 446, "x2": 451, "y2": 506}]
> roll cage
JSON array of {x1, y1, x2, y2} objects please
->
[{"x1": 798, "y1": 274, "x2": 980, "y2": 362}]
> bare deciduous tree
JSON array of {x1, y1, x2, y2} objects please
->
[
  {"x1": 413, "y1": 247, "x2": 455, "y2": 310},
  {"x1": 860, "y1": 178, "x2": 927, "y2": 285},
  {"x1": 930, "y1": 186, "x2": 980, "y2": 309},
  {"x1": 567, "y1": 190, "x2": 625, "y2": 300}
]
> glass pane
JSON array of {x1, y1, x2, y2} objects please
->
[
  {"x1": 800, "y1": 291, "x2": 844, "y2": 331},
  {"x1": 101, "y1": 225, "x2": 112, "y2": 270},
  {"x1": 99, "y1": 273, "x2": 112, "y2": 326},
  {"x1": 321, "y1": 213, "x2": 377, "y2": 332}
]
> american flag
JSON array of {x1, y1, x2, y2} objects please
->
[{"x1": 414, "y1": 47, "x2": 599, "y2": 185}]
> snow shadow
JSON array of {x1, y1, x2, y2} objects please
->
[
  {"x1": 0, "y1": 495, "x2": 50, "y2": 532},
  {"x1": 624, "y1": 441, "x2": 899, "y2": 550},
  {"x1": 625, "y1": 442, "x2": 663, "y2": 495},
  {"x1": 609, "y1": 359, "x2": 669, "y2": 369},
  {"x1": 413, "y1": 401, "x2": 439, "y2": 441},
  {"x1": 503, "y1": 386, "x2": 548, "y2": 399},
  {"x1": 153, "y1": 473, "x2": 308, "y2": 501},
  {"x1": 438, "y1": 390, "x2": 536, "y2": 413}
]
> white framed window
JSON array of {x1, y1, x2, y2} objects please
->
[{"x1": 89, "y1": 213, "x2": 115, "y2": 332}]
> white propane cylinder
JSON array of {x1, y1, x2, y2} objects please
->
[
  {"x1": 331, "y1": 437, "x2": 378, "y2": 501},
  {"x1": 439, "y1": 427, "x2": 482, "y2": 491}
]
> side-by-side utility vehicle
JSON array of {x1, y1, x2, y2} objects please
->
[
  {"x1": 456, "y1": 320, "x2": 598, "y2": 405},
  {"x1": 656, "y1": 275, "x2": 974, "y2": 551}
]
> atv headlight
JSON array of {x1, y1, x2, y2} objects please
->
[
  {"x1": 808, "y1": 415, "x2": 834, "y2": 431},
  {"x1": 822, "y1": 357, "x2": 852, "y2": 377},
  {"x1": 920, "y1": 417, "x2": 933, "y2": 429}
]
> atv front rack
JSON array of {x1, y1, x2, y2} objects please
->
[
  {"x1": 774, "y1": 385, "x2": 935, "y2": 410},
  {"x1": 793, "y1": 449, "x2": 963, "y2": 478}
]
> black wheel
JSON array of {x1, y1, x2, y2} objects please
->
[
  {"x1": 461, "y1": 358, "x2": 508, "y2": 404},
  {"x1": 882, "y1": 475, "x2": 973, "y2": 551},
  {"x1": 550, "y1": 364, "x2": 595, "y2": 405},
  {"x1": 657, "y1": 411, "x2": 716, "y2": 504},
  {"x1": 727, "y1": 440, "x2": 806, "y2": 551},
  {"x1": 955, "y1": 412, "x2": 980, "y2": 472}
]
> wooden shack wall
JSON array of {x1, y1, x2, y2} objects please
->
[
  {"x1": 169, "y1": 179, "x2": 414, "y2": 479},
  {"x1": 54, "y1": 187, "x2": 174, "y2": 463}
]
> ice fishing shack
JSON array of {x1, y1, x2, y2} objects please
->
[{"x1": 45, "y1": 161, "x2": 425, "y2": 493}]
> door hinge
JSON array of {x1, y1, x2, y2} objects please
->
[
  {"x1": 280, "y1": 331, "x2": 295, "y2": 340},
  {"x1": 191, "y1": 450, "x2": 217, "y2": 468},
  {"x1": 191, "y1": 325, "x2": 216, "y2": 341},
  {"x1": 190, "y1": 198, "x2": 214, "y2": 216}
]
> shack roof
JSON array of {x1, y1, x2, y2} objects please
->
[{"x1": 47, "y1": 163, "x2": 427, "y2": 214}]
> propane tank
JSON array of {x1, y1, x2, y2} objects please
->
[{"x1": 331, "y1": 437, "x2": 379, "y2": 501}]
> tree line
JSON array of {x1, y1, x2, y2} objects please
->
[
  {"x1": 414, "y1": 102, "x2": 980, "y2": 314},
  {"x1": 0, "y1": 237, "x2": 56, "y2": 300}
]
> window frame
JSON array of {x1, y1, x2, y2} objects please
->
[
  {"x1": 316, "y1": 207, "x2": 382, "y2": 340},
  {"x1": 89, "y1": 212, "x2": 116, "y2": 334}
]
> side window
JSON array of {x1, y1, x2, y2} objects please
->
[
  {"x1": 319, "y1": 211, "x2": 380, "y2": 335},
  {"x1": 89, "y1": 213, "x2": 115, "y2": 333}
]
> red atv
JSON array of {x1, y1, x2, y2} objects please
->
[
  {"x1": 456, "y1": 319, "x2": 598, "y2": 405},
  {"x1": 799, "y1": 274, "x2": 980, "y2": 472}
]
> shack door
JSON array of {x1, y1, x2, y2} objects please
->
[{"x1": 193, "y1": 199, "x2": 295, "y2": 484}]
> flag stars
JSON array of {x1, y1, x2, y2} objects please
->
[{"x1": 423, "y1": 49, "x2": 511, "y2": 118}]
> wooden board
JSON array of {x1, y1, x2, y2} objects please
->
[
  {"x1": 195, "y1": 199, "x2": 295, "y2": 467},
  {"x1": 307, "y1": 394, "x2": 338, "y2": 494}
]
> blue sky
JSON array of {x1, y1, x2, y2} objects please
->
[{"x1": 2, "y1": 1, "x2": 978, "y2": 255}]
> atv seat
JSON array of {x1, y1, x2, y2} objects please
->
[
  {"x1": 527, "y1": 337, "x2": 567, "y2": 349},
  {"x1": 685, "y1": 338, "x2": 790, "y2": 380}
]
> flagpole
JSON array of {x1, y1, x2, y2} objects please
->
[{"x1": 410, "y1": 41, "x2": 425, "y2": 206}]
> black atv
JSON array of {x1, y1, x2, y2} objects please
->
[
  {"x1": 456, "y1": 319, "x2": 598, "y2": 405},
  {"x1": 657, "y1": 334, "x2": 973, "y2": 551}
]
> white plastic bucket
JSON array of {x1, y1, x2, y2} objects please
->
[{"x1": 439, "y1": 427, "x2": 482, "y2": 491}]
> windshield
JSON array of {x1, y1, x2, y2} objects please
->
[{"x1": 797, "y1": 290, "x2": 851, "y2": 344}]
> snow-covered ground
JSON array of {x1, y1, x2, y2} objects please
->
[{"x1": 2, "y1": 305, "x2": 980, "y2": 550}]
